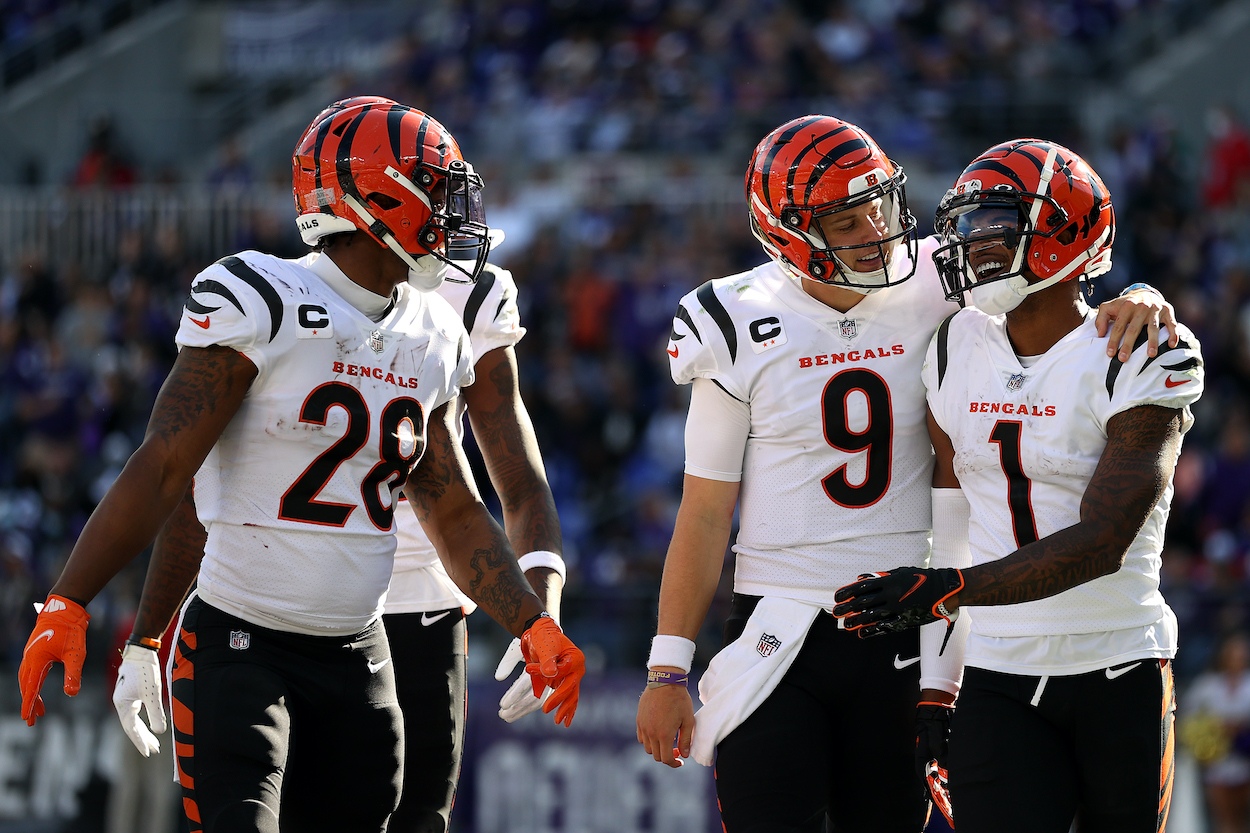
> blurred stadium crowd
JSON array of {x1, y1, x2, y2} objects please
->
[{"x1": 2, "y1": 0, "x2": 1250, "y2": 708}]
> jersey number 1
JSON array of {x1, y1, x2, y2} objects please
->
[
  {"x1": 989, "y1": 420, "x2": 1039, "y2": 547},
  {"x1": 279, "y1": 382, "x2": 426, "y2": 529}
]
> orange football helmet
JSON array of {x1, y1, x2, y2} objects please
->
[
  {"x1": 933, "y1": 138, "x2": 1115, "y2": 314},
  {"x1": 292, "y1": 96, "x2": 490, "y2": 288},
  {"x1": 746, "y1": 115, "x2": 918, "y2": 292}
]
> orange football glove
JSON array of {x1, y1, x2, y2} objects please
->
[
  {"x1": 19, "y1": 595, "x2": 90, "y2": 726},
  {"x1": 520, "y1": 615, "x2": 585, "y2": 727}
]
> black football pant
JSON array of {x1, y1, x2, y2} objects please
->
[
  {"x1": 948, "y1": 659, "x2": 1175, "y2": 833},
  {"x1": 714, "y1": 594, "x2": 928, "y2": 833},
  {"x1": 169, "y1": 598, "x2": 403, "y2": 833},
  {"x1": 382, "y1": 608, "x2": 467, "y2": 833}
]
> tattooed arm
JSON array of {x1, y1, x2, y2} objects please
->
[
  {"x1": 130, "y1": 483, "x2": 206, "y2": 640},
  {"x1": 462, "y1": 345, "x2": 563, "y2": 614},
  {"x1": 51, "y1": 346, "x2": 256, "y2": 604},
  {"x1": 956, "y1": 404, "x2": 1184, "y2": 608},
  {"x1": 404, "y1": 397, "x2": 545, "y2": 637}
]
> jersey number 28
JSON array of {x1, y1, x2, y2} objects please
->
[{"x1": 279, "y1": 382, "x2": 426, "y2": 529}]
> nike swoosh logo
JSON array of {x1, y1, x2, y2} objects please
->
[
  {"x1": 894, "y1": 654, "x2": 920, "y2": 669},
  {"x1": 666, "y1": 346, "x2": 679, "y2": 358},
  {"x1": 421, "y1": 611, "x2": 452, "y2": 627},
  {"x1": 366, "y1": 658, "x2": 390, "y2": 674},
  {"x1": 25, "y1": 629, "x2": 55, "y2": 655},
  {"x1": 899, "y1": 574, "x2": 927, "y2": 601},
  {"x1": 190, "y1": 315, "x2": 211, "y2": 329},
  {"x1": 1105, "y1": 661, "x2": 1142, "y2": 680},
  {"x1": 1164, "y1": 375, "x2": 1190, "y2": 388}
]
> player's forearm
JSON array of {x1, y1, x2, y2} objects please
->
[
  {"x1": 51, "y1": 444, "x2": 195, "y2": 604},
  {"x1": 959, "y1": 406, "x2": 1181, "y2": 608},
  {"x1": 655, "y1": 477, "x2": 738, "y2": 640},
  {"x1": 424, "y1": 500, "x2": 544, "y2": 637},
  {"x1": 465, "y1": 372, "x2": 563, "y2": 556},
  {"x1": 525, "y1": 566, "x2": 563, "y2": 619},
  {"x1": 131, "y1": 484, "x2": 206, "y2": 639}
]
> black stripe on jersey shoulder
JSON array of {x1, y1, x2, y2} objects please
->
[
  {"x1": 673, "y1": 303, "x2": 701, "y2": 343},
  {"x1": 494, "y1": 291, "x2": 511, "y2": 323},
  {"x1": 186, "y1": 278, "x2": 245, "y2": 316},
  {"x1": 696, "y1": 280, "x2": 737, "y2": 364},
  {"x1": 712, "y1": 378, "x2": 745, "y2": 403},
  {"x1": 935, "y1": 311, "x2": 959, "y2": 388},
  {"x1": 216, "y1": 256, "x2": 284, "y2": 343},
  {"x1": 462, "y1": 268, "x2": 497, "y2": 332},
  {"x1": 1138, "y1": 338, "x2": 1196, "y2": 375},
  {"x1": 1104, "y1": 329, "x2": 1162, "y2": 399},
  {"x1": 1161, "y1": 355, "x2": 1202, "y2": 372}
]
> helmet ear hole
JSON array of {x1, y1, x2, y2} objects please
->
[
  {"x1": 367, "y1": 192, "x2": 402, "y2": 211},
  {"x1": 1056, "y1": 224, "x2": 1077, "y2": 245}
]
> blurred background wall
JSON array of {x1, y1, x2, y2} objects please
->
[{"x1": 1, "y1": 1, "x2": 1249, "y2": 830}]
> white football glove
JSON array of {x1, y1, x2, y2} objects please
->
[
  {"x1": 112, "y1": 643, "x2": 167, "y2": 757},
  {"x1": 494, "y1": 637, "x2": 551, "y2": 722}
]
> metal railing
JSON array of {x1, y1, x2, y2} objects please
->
[
  {"x1": 0, "y1": 169, "x2": 746, "y2": 277},
  {"x1": 0, "y1": 185, "x2": 297, "y2": 276}
]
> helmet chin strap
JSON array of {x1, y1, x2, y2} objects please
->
[
  {"x1": 343, "y1": 193, "x2": 448, "y2": 292},
  {"x1": 829, "y1": 239, "x2": 901, "y2": 294}
]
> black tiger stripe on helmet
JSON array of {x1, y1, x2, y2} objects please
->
[{"x1": 746, "y1": 115, "x2": 918, "y2": 292}]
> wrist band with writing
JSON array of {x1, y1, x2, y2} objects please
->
[
  {"x1": 518, "y1": 550, "x2": 567, "y2": 583},
  {"x1": 646, "y1": 669, "x2": 689, "y2": 689}
]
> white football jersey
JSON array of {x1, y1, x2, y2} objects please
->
[
  {"x1": 178, "y1": 251, "x2": 473, "y2": 636},
  {"x1": 386, "y1": 264, "x2": 526, "y2": 614},
  {"x1": 667, "y1": 237, "x2": 955, "y2": 604},
  {"x1": 923, "y1": 307, "x2": 1203, "y2": 661}
]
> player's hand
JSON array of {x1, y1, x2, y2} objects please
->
[
  {"x1": 636, "y1": 678, "x2": 694, "y2": 768},
  {"x1": 495, "y1": 637, "x2": 551, "y2": 722},
  {"x1": 916, "y1": 700, "x2": 953, "y2": 780},
  {"x1": 113, "y1": 643, "x2": 167, "y2": 756},
  {"x1": 831, "y1": 567, "x2": 964, "y2": 636},
  {"x1": 18, "y1": 595, "x2": 90, "y2": 726},
  {"x1": 1096, "y1": 287, "x2": 1179, "y2": 362},
  {"x1": 520, "y1": 616, "x2": 585, "y2": 727}
]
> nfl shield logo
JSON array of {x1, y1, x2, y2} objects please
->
[
  {"x1": 368, "y1": 330, "x2": 385, "y2": 354},
  {"x1": 838, "y1": 319, "x2": 857, "y2": 341},
  {"x1": 757, "y1": 633, "x2": 782, "y2": 658},
  {"x1": 229, "y1": 630, "x2": 250, "y2": 650},
  {"x1": 1006, "y1": 373, "x2": 1026, "y2": 392}
]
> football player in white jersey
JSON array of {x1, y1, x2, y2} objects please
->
[
  {"x1": 382, "y1": 260, "x2": 566, "y2": 832},
  {"x1": 833, "y1": 139, "x2": 1201, "y2": 832},
  {"x1": 110, "y1": 261, "x2": 565, "y2": 833},
  {"x1": 17, "y1": 97, "x2": 584, "y2": 833},
  {"x1": 634, "y1": 115, "x2": 1179, "y2": 833}
]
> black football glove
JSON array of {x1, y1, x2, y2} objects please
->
[
  {"x1": 831, "y1": 567, "x2": 964, "y2": 641},
  {"x1": 915, "y1": 701, "x2": 953, "y2": 781}
]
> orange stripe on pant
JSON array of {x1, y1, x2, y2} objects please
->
[
  {"x1": 172, "y1": 628, "x2": 202, "y2": 831},
  {"x1": 1158, "y1": 659, "x2": 1176, "y2": 832}
]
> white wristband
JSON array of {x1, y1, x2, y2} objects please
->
[
  {"x1": 517, "y1": 550, "x2": 566, "y2": 583},
  {"x1": 647, "y1": 635, "x2": 696, "y2": 674}
]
